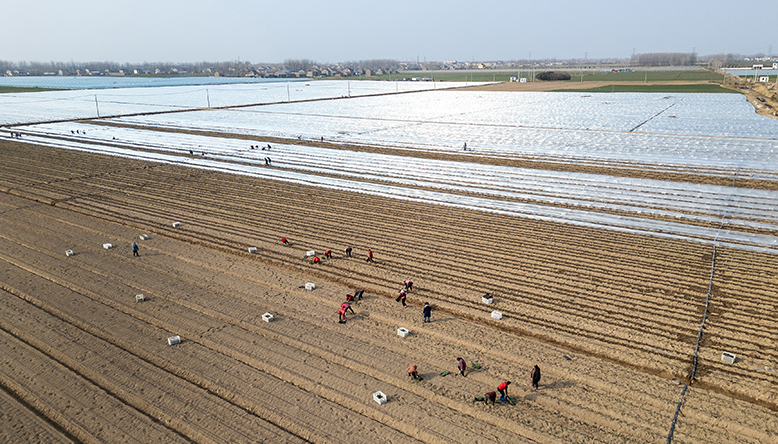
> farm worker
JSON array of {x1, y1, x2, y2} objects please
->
[
  {"x1": 345, "y1": 294, "x2": 355, "y2": 303},
  {"x1": 476, "y1": 391, "x2": 496, "y2": 406},
  {"x1": 422, "y1": 302, "x2": 431, "y2": 323},
  {"x1": 324, "y1": 249, "x2": 332, "y2": 259},
  {"x1": 338, "y1": 302, "x2": 354, "y2": 323},
  {"x1": 281, "y1": 237, "x2": 289, "y2": 246},
  {"x1": 396, "y1": 289, "x2": 407, "y2": 308},
  {"x1": 354, "y1": 289, "x2": 364, "y2": 301},
  {"x1": 132, "y1": 243, "x2": 140, "y2": 257},
  {"x1": 312, "y1": 256, "x2": 321, "y2": 264},
  {"x1": 408, "y1": 364, "x2": 418, "y2": 380},
  {"x1": 366, "y1": 248, "x2": 374, "y2": 263},
  {"x1": 531, "y1": 365, "x2": 541, "y2": 391},
  {"x1": 404, "y1": 279, "x2": 413, "y2": 291},
  {"x1": 457, "y1": 357, "x2": 467, "y2": 377},
  {"x1": 497, "y1": 381, "x2": 511, "y2": 401},
  {"x1": 345, "y1": 246, "x2": 352, "y2": 257}
]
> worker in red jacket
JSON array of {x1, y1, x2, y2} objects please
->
[
  {"x1": 476, "y1": 391, "x2": 496, "y2": 406},
  {"x1": 366, "y1": 248, "x2": 374, "y2": 263},
  {"x1": 396, "y1": 289, "x2": 407, "y2": 308},
  {"x1": 497, "y1": 381, "x2": 511, "y2": 401},
  {"x1": 281, "y1": 237, "x2": 289, "y2": 246},
  {"x1": 338, "y1": 302, "x2": 355, "y2": 323},
  {"x1": 312, "y1": 256, "x2": 321, "y2": 264},
  {"x1": 324, "y1": 249, "x2": 332, "y2": 259}
]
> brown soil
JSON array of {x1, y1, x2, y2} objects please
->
[
  {"x1": 1, "y1": 139, "x2": 776, "y2": 443},
  {"x1": 723, "y1": 74, "x2": 778, "y2": 119}
]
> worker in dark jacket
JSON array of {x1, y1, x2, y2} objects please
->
[
  {"x1": 422, "y1": 302, "x2": 431, "y2": 323},
  {"x1": 457, "y1": 357, "x2": 467, "y2": 377},
  {"x1": 531, "y1": 365, "x2": 541, "y2": 391}
]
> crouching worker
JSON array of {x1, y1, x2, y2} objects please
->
[
  {"x1": 324, "y1": 249, "x2": 332, "y2": 259},
  {"x1": 338, "y1": 302, "x2": 354, "y2": 323},
  {"x1": 312, "y1": 255, "x2": 321, "y2": 264},
  {"x1": 408, "y1": 364, "x2": 420, "y2": 380},
  {"x1": 474, "y1": 391, "x2": 496, "y2": 406}
]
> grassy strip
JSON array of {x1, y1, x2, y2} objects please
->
[
  {"x1": 0, "y1": 86, "x2": 64, "y2": 93},
  {"x1": 553, "y1": 84, "x2": 736, "y2": 93},
  {"x1": 573, "y1": 70, "x2": 723, "y2": 82}
]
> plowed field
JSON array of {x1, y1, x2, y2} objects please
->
[{"x1": 1, "y1": 138, "x2": 776, "y2": 444}]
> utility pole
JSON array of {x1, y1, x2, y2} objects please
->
[
  {"x1": 206, "y1": 89, "x2": 210, "y2": 108},
  {"x1": 287, "y1": 84, "x2": 290, "y2": 102},
  {"x1": 94, "y1": 95, "x2": 100, "y2": 118}
]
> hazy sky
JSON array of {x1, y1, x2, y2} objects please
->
[{"x1": 2, "y1": 0, "x2": 774, "y2": 64}]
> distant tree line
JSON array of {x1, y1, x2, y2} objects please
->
[
  {"x1": 630, "y1": 52, "x2": 696, "y2": 66},
  {"x1": 283, "y1": 59, "x2": 314, "y2": 72},
  {"x1": 0, "y1": 60, "x2": 278, "y2": 77}
]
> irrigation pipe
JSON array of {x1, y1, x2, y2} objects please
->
[{"x1": 667, "y1": 167, "x2": 742, "y2": 443}]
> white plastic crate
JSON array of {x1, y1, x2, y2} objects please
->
[
  {"x1": 482, "y1": 296, "x2": 493, "y2": 304},
  {"x1": 102, "y1": 243, "x2": 113, "y2": 249},
  {"x1": 139, "y1": 234, "x2": 149, "y2": 240},
  {"x1": 491, "y1": 311, "x2": 502, "y2": 320},
  {"x1": 373, "y1": 391, "x2": 387, "y2": 405},
  {"x1": 262, "y1": 313, "x2": 273, "y2": 322},
  {"x1": 306, "y1": 250, "x2": 316, "y2": 257},
  {"x1": 721, "y1": 352, "x2": 736, "y2": 364},
  {"x1": 65, "y1": 249, "x2": 74, "y2": 257},
  {"x1": 397, "y1": 327, "x2": 409, "y2": 338},
  {"x1": 167, "y1": 335, "x2": 181, "y2": 345},
  {"x1": 135, "y1": 294, "x2": 144, "y2": 302},
  {"x1": 305, "y1": 282, "x2": 315, "y2": 290},
  {"x1": 172, "y1": 222, "x2": 181, "y2": 228},
  {"x1": 248, "y1": 247, "x2": 257, "y2": 253}
]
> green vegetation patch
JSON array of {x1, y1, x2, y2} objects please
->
[
  {"x1": 556, "y1": 84, "x2": 736, "y2": 93},
  {"x1": 573, "y1": 70, "x2": 724, "y2": 82},
  {"x1": 0, "y1": 86, "x2": 63, "y2": 93}
]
